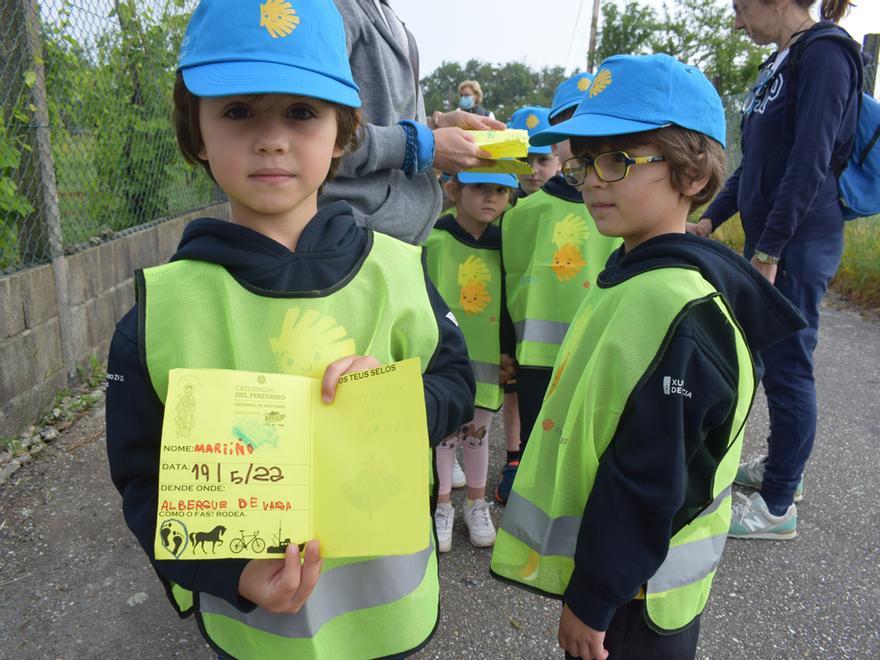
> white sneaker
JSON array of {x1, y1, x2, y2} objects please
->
[
  {"x1": 435, "y1": 503, "x2": 454, "y2": 553},
  {"x1": 463, "y1": 499, "x2": 496, "y2": 547},
  {"x1": 451, "y1": 456, "x2": 466, "y2": 489}
]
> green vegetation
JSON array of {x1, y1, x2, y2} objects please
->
[
  {"x1": 597, "y1": 0, "x2": 770, "y2": 98},
  {"x1": 422, "y1": 61, "x2": 567, "y2": 122},
  {"x1": 1, "y1": 0, "x2": 213, "y2": 269},
  {"x1": 1, "y1": 354, "x2": 107, "y2": 453}
]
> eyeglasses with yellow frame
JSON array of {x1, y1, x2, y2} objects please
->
[{"x1": 561, "y1": 151, "x2": 666, "y2": 186}]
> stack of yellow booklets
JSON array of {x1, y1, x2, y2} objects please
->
[
  {"x1": 154, "y1": 358, "x2": 428, "y2": 560},
  {"x1": 466, "y1": 129, "x2": 533, "y2": 174}
]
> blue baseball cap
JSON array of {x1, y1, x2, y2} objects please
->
[
  {"x1": 531, "y1": 54, "x2": 725, "y2": 148},
  {"x1": 549, "y1": 72, "x2": 594, "y2": 120},
  {"x1": 508, "y1": 107, "x2": 553, "y2": 154},
  {"x1": 456, "y1": 172, "x2": 519, "y2": 188},
  {"x1": 178, "y1": 0, "x2": 361, "y2": 107}
]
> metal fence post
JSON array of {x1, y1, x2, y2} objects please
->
[
  {"x1": 21, "y1": 0, "x2": 76, "y2": 377},
  {"x1": 863, "y1": 34, "x2": 879, "y2": 97}
]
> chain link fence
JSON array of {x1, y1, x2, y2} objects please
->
[{"x1": 0, "y1": 0, "x2": 218, "y2": 275}]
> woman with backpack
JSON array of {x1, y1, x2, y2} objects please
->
[{"x1": 688, "y1": 0, "x2": 863, "y2": 540}]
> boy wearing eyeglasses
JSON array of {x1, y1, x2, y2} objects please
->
[
  {"x1": 496, "y1": 74, "x2": 622, "y2": 506},
  {"x1": 491, "y1": 55, "x2": 805, "y2": 659}
]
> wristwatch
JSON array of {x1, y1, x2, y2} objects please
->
[{"x1": 753, "y1": 250, "x2": 781, "y2": 265}]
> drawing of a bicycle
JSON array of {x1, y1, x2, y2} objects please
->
[{"x1": 229, "y1": 529, "x2": 266, "y2": 554}]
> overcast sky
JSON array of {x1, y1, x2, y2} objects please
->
[{"x1": 391, "y1": 0, "x2": 879, "y2": 77}]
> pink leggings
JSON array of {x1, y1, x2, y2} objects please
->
[{"x1": 435, "y1": 408, "x2": 494, "y2": 497}]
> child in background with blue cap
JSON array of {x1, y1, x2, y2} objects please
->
[
  {"x1": 424, "y1": 172, "x2": 519, "y2": 553},
  {"x1": 495, "y1": 73, "x2": 622, "y2": 506},
  {"x1": 491, "y1": 54, "x2": 804, "y2": 659},
  {"x1": 105, "y1": 1, "x2": 475, "y2": 657},
  {"x1": 508, "y1": 106, "x2": 559, "y2": 197}
]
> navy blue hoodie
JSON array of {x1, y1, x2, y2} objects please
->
[
  {"x1": 562, "y1": 233, "x2": 805, "y2": 631},
  {"x1": 703, "y1": 22, "x2": 863, "y2": 256},
  {"x1": 105, "y1": 202, "x2": 475, "y2": 611}
]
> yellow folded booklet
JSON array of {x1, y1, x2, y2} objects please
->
[
  {"x1": 465, "y1": 130, "x2": 533, "y2": 174},
  {"x1": 466, "y1": 159, "x2": 534, "y2": 175},
  {"x1": 154, "y1": 358, "x2": 429, "y2": 560},
  {"x1": 470, "y1": 129, "x2": 530, "y2": 159}
]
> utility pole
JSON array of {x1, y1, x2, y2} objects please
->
[{"x1": 587, "y1": 0, "x2": 601, "y2": 72}]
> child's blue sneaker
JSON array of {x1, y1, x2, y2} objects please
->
[
  {"x1": 493, "y1": 460, "x2": 519, "y2": 505},
  {"x1": 729, "y1": 492, "x2": 797, "y2": 540},
  {"x1": 734, "y1": 455, "x2": 804, "y2": 502}
]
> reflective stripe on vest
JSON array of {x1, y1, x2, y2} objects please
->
[
  {"x1": 200, "y1": 539, "x2": 434, "y2": 638},
  {"x1": 514, "y1": 319, "x2": 570, "y2": 346},
  {"x1": 502, "y1": 487, "x2": 731, "y2": 592},
  {"x1": 470, "y1": 360, "x2": 502, "y2": 386}
]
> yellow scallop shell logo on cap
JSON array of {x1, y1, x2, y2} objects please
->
[
  {"x1": 577, "y1": 76, "x2": 590, "y2": 92},
  {"x1": 526, "y1": 114, "x2": 540, "y2": 129},
  {"x1": 261, "y1": 0, "x2": 300, "y2": 38},
  {"x1": 589, "y1": 69, "x2": 612, "y2": 98}
]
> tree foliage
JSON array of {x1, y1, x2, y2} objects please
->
[
  {"x1": 1, "y1": 0, "x2": 214, "y2": 269},
  {"x1": 597, "y1": 0, "x2": 770, "y2": 98},
  {"x1": 422, "y1": 60, "x2": 569, "y2": 122}
]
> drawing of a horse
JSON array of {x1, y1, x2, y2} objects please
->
[{"x1": 189, "y1": 525, "x2": 227, "y2": 553}]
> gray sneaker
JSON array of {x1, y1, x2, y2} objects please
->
[
  {"x1": 729, "y1": 492, "x2": 797, "y2": 540},
  {"x1": 734, "y1": 455, "x2": 804, "y2": 502}
]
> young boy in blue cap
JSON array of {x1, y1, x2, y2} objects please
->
[
  {"x1": 508, "y1": 106, "x2": 559, "y2": 196},
  {"x1": 425, "y1": 172, "x2": 518, "y2": 553},
  {"x1": 496, "y1": 73, "x2": 621, "y2": 505},
  {"x1": 105, "y1": 1, "x2": 474, "y2": 657},
  {"x1": 491, "y1": 54, "x2": 804, "y2": 659}
]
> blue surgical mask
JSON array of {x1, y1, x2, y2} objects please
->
[{"x1": 459, "y1": 95, "x2": 475, "y2": 110}]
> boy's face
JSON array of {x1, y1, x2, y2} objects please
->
[
  {"x1": 518, "y1": 153, "x2": 559, "y2": 194},
  {"x1": 197, "y1": 94, "x2": 343, "y2": 229},
  {"x1": 573, "y1": 139, "x2": 693, "y2": 251},
  {"x1": 454, "y1": 183, "x2": 510, "y2": 225}
]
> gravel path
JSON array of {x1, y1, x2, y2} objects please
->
[{"x1": 1, "y1": 301, "x2": 877, "y2": 659}]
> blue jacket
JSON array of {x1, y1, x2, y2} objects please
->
[{"x1": 704, "y1": 23, "x2": 862, "y2": 256}]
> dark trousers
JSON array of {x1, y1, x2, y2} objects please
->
[
  {"x1": 565, "y1": 600, "x2": 700, "y2": 659},
  {"x1": 746, "y1": 232, "x2": 844, "y2": 511},
  {"x1": 516, "y1": 366, "x2": 552, "y2": 452}
]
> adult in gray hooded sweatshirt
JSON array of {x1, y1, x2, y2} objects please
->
[{"x1": 324, "y1": 0, "x2": 504, "y2": 244}]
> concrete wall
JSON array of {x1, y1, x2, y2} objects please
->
[{"x1": 0, "y1": 204, "x2": 230, "y2": 437}]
